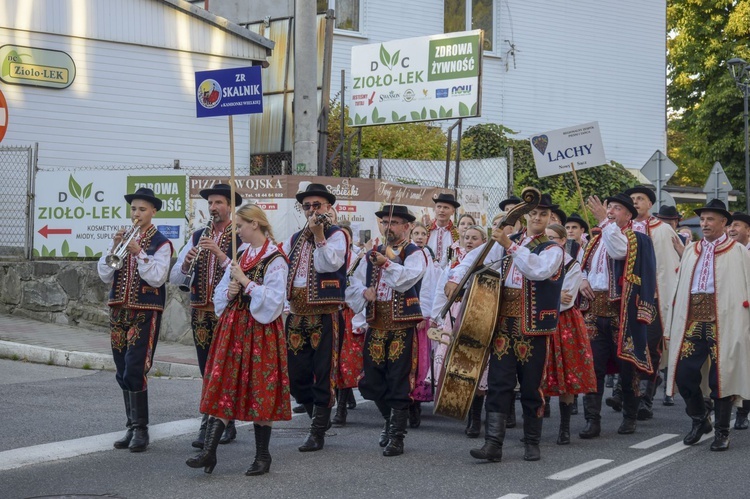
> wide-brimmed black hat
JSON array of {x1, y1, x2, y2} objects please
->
[
  {"x1": 625, "y1": 185, "x2": 656, "y2": 204},
  {"x1": 296, "y1": 183, "x2": 336, "y2": 205},
  {"x1": 551, "y1": 206, "x2": 567, "y2": 225},
  {"x1": 604, "y1": 193, "x2": 638, "y2": 219},
  {"x1": 653, "y1": 205, "x2": 680, "y2": 220},
  {"x1": 566, "y1": 212, "x2": 589, "y2": 232},
  {"x1": 536, "y1": 193, "x2": 557, "y2": 210},
  {"x1": 732, "y1": 211, "x2": 750, "y2": 227},
  {"x1": 375, "y1": 205, "x2": 416, "y2": 222},
  {"x1": 199, "y1": 183, "x2": 243, "y2": 206},
  {"x1": 499, "y1": 195, "x2": 522, "y2": 211},
  {"x1": 124, "y1": 187, "x2": 162, "y2": 211},
  {"x1": 694, "y1": 199, "x2": 732, "y2": 224},
  {"x1": 433, "y1": 192, "x2": 460, "y2": 208}
]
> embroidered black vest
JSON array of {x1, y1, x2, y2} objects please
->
[
  {"x1": 287, "y1": 225, "x2": 348, "y2": 305},
  {"x1": 108, "y1": 226, "x2": 171, "y2": 311},
  {"x1": 365, "y1": 243, "x2": 423, "y2": 324},
  {"x1": 503, "y1": 233, "x2": 565, "y2": 336},
  {"x1": 233, "y1": 249, "x2": 285, "y2": 310},
  {"x1": 188, "y1": 224, "x2": 241, "y2": 308}
]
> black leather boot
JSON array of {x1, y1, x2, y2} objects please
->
[
  {"x1": 606, "y1": 381, "x2": 623, "y2": 412},
  {"x1": 219, "y1": 420, "x2": 237, "y2": 444},
  {"x1": 523, "y1": 416, "x2": 543, "y2": 461},
  {"x1": 347, "y1": 389, "x2": 357, "y2": 409},
  {"x1": 637, "y1": 379, "x2": 656, "y2": 420},
  {"x1": 331, "y1": 389, "x2": 348, "y2": 427},
  {"x1": 710, "y1": 398, "x2": 732, "y2": 451},
  {"x1": 571, "y1": 395, "x2": 579, "y2": 415},
  {"x1": 129, "y1": 390, "x2": 149, "y2": 452},
  {"x1": 299, "y1": 406, "x2": 331, "y2": 452},
  {"x1": 618, "y1": 392, "x2": 638, "y2": 434},
  {"x1": 375, "y1": 400, "x2": 391, "y2": 447},
  {"x1": 186, "y1": 418, "x2": 225, "y2": 474},
  {"x1": 506, "y1": 396, "x2": 517, "y2": 428},
  {"x1": 465, "y1": 395, "x2": 484, "y2": 438},
  {"x1": 409, "y1": 401, "x2": 422, "y2": 429},
  {"x1": 683, "y1": 395, "x2": 712, "y2": 445},
  {"x1": 470, "y1": 411, "x2": 506, "y2": 462},
  {"x1": 304, "y1": 403, "x2": 314, "y2": 418},
  {"x1": 246, "y1": 424, "x2": 272, "y2": 476},
  {"x1": 113, "y1": 390, "x2": 133, "y2": 449},
  {"x1": 579, "y1": 393, "x2": 602, "y2": 439},
  {"x1": 383, "y1": 408, "x2": 408, "y2": 456},
  {"x1": 292, "y1": 404, "x2": 307, "y2": 414},
  {"x1": 734, "y1": 400, "x2": 750, "y2": 430},
  {"x1": 543, "y1": 396, "x2": 551, "y2": 418},
  {"x1": 557, "y1": 401, "x2": 572, "y2": 445},
  {"x1": 192, "y1": 413, "x2": 209, "y2": 449}
]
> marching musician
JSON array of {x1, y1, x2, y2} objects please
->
[
  {"x1": 346, "y1": 205, "x2": 426, "y2": 457},
  {"x1": 446, "y1": 193, "x2": 565, "y2": 463},
  {"x1": 282, "y1": 183, "x2": 349, "y2": 453},
  {"x1": 97, "y1": 187, "x2": 172, "y2": 453},
  {"x1": 169, "y1": 183, "x2": 242, "y2": 448},
  {"x1": 426, "y1": 193, "x2": 461, "y2": 269}
]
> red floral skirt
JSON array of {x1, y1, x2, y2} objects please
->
[
  {"x1": 200, "y1": 303, "x2": 291, "y2": 422},
  {"x1": 543, "y1": 307, "x2": 597, "y2": 396},
  {"x1": 337, "y1": 306, "x2": 364, "y2": 389}
]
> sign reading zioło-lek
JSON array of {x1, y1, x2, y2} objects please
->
[
  {"x1": 195, "y1": 66, "x2": 263, "y2": 117},
  {"x1": 529, "y1": 122, "x2": 607, "y2": 178}
]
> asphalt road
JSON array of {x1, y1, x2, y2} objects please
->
[{"x1": 1, "y1": 359, "x2": 747, "y2": 499}]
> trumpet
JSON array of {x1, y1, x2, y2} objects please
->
[
  {"x1": 178, "y1": 217, "x2": 214, "y2": 292},
  {"x1": 105, "y1": 223, "x2": 140, "y2": 270}
]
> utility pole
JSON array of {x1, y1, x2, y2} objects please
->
[{"x1": 294, "y1": 0, "x2": 318, "y2": 175}]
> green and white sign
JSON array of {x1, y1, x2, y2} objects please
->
[
  {"x1": 349, "y1": 30, "x2": 482, "y2": 127},
  {"x1": 0, "y1": 45, "x2": 76, "y2": 89}
]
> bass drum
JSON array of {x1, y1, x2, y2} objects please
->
[{"x1": 434, "y1": 267, "x2": 501, "y2": 420}]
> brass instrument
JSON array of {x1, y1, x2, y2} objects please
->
[
  {"x1": 178, "y1": 217, "x2": 214, "y2": 292},
  {"x1": 105, "y1": 223, "x2": 140, "y2": 270}
]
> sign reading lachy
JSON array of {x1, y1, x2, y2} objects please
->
[
  {"x1": 349, "y1": 30, "x2": 482, "y2": 126},
  {"x1": 0, "y1": 45, "x2": 75, "y2": 89},
  {"x1": 195, "y1": 66, "x2": 263, "y2": 117},
  {"x1": 529, "y1": 122, "x2": 607, "y2": 178}
]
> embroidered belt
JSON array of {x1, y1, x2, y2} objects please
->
[
  {"x1": 688, "y1": 293, "x2": 716, "y2": 322},
  {"x1": 590, "y1": 291, "x2": 619, "y2": 318},
  {"x1": 499, "y1": 288, "x2": 523, "y2": 318},
  {"x1": 369, "y1": 301, "x2": 418, "y2": 331},
  {"x1": 289, "y1": 287, "x2": 339, "y2": 316}
]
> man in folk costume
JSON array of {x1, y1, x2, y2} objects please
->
[
  {"x1": 426, "y1": 193, "x2": 461, "y2": 269},
  {"x1": 446, "y1": 193, "x2": 565, "y2": 463},
  {"x1": 667, "y1": 201, "x2": 750, "y2": 450},
  {"x1": 346, "y1": 205, "x2": 426, "y2": 456},
  {"x1": 578, "y1": 193, "x2": 657, "y2": 439},
  {"x1": 98, "y1": 187, "x2": 172, "y2": 452},
  {"x1": 565, "y1": 212, "x2": 589, "y2": 262},
  {"x1": 622, "y1": 186, "x2": 682, "y2": 421},
  {"x1": 727, "y1": 211, "x2": 750, "y2": 429},
  {"x1": 499, "y1": 195, "x2": 524, "y2": 235},
  {"x1": 282, "y1": 183, "x2": 350, "y2": 452},
  {"x1": 170, "y1": 183, "x2": 243, "y2": 448}
]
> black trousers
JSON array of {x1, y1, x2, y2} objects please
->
[
  {"x1": 110, "y1": 307, "x2": 161, "y2": 392},
  {"x1": 190, "y1": 308, "x2": 219, "y2": 377},
  {"x1": 359, "y1": 326, "x2": 415, "y2": 410},
  {"x1": 675, "y1": 320, "x2": 719, "y2": 401},
  {"x1": 585, "y1": 313, "x2": 637, "y2": 397},
  {"x1": 286, "y1": 311, "x2": 342, "y2": 407},
  {"x1": 485, "y1": 316, "x2": 549, "y2": 418}
]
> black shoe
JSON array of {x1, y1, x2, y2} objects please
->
[
  {"x1": 637, "y1": 400, "x2": 653, "y2": 421},
  {"x1": 409, "y1": 402, "x2": 422, "y2": 429},
  {"x1": 523, "y1": 417, "x2": 543, "y2": 461},
  {"x1": 219, "y1": 420, "x2": 237, "y2": 444},
  {"x1": 710, "y1": 398, "x2": 732, "y2": 451},
  {"x1": 734, "y1": 402, "x2": 750, "y2": 430},
  {"x1": 579, "y1": 420, "x2": 601, "y2": 439},
  {"x1": 663, "y1": 395, "x2": 675, "y2": 406},
  {"x1": 470, "y1": 412, "x2": 505, "y2": 462},
  {"x1": 128, "y1": 390, "x2": 149, "y2": 453},
  {"x1": 571, "y1": 396, "x2": 579, "y2": 416},
  {"x1": 114, "y1": 390, "x2": 133, "y2": 450},
  {"x1": 684, "y1": 417, "x2": 712, "y2": 445},
  {"x1": 347, "y1": 389, "x2": 357, "y2": 409},
  {"x1": 543, "y1": 396, "x2": 551, "y2": 418},
  {"x1": 331, "y1": 390, "x2": 348, "y2": 427},
  {"x1": 557, "y1": 402, "x2": 572, "y2": 445},
  {"x1": 192, "y1": 413, "x2": 209, "y2": 449},
  {"x1": 379, "y1": 419, "x2": 390, "y2": 447},
  {"x1": 246, "y1": 424, "x2": 273, "y2": 476},
  {"x1": 605, "y1": 375, "x2": 613, "y2": 388},
  {"x1": 465, "y1": 395, "x2": 483, "y2": 438},
  {"x1": 606, "y1": 394, "x2": 623, "y2": 412},
  {"x1": 299, "y1": 406, "x2": 330, "y2": 452},
  {"x1": 292, "y1": 404, "x2": 306, "y2": 414},
  {"x1": 618, "y1": 393, "x2": 639, "y2": 434},
  {"x1": 383, "y1": 409, "x2": 408, "y2": 457},
  {"x1": 579, "y1": 394, "x2": 602, "y2": 439},
  {"x1": 618, "y1": 418, "x2": 637, "y2": 434},
  {"x1": 186, "y1": 418, "x2": 225, "y2": 474}
]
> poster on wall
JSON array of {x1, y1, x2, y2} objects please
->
[{"x1": 33, "y1": 171, "x2": 186, "y2": 258}]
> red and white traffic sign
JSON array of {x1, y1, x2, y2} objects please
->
[{"x1": 0, "y1": 88, "x2": 8, "y2": 143}]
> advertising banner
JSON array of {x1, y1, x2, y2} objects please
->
[
  {"x1": 529, "y1": 122, "x2": 607, "y2": 178},
  {"x1": 195, "y1": 66, "x2": 263, "y2": 118},
  {"x1": 349, "y1": 30, "x2": 482, "y2": 127},
  {"x1": 33, "y1": 171, "x2": 186, "y2": 258}
]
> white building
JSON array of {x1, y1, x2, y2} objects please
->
[{"x1": 205, "y1": 0, "x2": 667, "y2": 170}]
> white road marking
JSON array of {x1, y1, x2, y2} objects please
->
[
  {"x1": 629, "y1": 433, "x2": 679, "y2": 449},
  {"x1": 497, "y1": 494, "x2": 528, "y2": 499},
  {"x1": 546, "y1": 459, "x2": 613, "y2": 480}
]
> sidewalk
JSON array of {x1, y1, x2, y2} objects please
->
[{"x1": 0, "y1": 314, "x2": 201, "y2": 377}]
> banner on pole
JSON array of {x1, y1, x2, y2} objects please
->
[
  {"x1": 195, "y1": 66, "x2": 263, "y2": 118},
  {"x1": 529, "y1": 122, "x2": 607, "y2": 178}
]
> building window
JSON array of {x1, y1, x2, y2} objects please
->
[
  {"x1": 444, "y1": 0, "x2": 493, "y2": 51},
  {"x1": 319, "y1": 0, "x2": 362, "y2": 32}
]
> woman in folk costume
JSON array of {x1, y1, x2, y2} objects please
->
[
  {"x1": 186, "y1": 204, "x2": 290, "y2": 476},
  {"x1": 407, "y1": 222, "x2": 442, "y2": 428},
  {"x1": 542, "y1": 224, "x2": 597, "y2": 445},
  {"x1": 448, "y1": 214, "x2": 477, "y2": 262},
  {"x1": 431, "y1": 225, "x2": 489, "y2": 438}
]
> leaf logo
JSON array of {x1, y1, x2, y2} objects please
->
[
  {"x1": 68, "y1": 175, "x2": 93, "y2": 203},
  {"x1": 379, "y1": 45, "x2": 400, "y2": 71}
]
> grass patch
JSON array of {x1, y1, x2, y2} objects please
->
[{"x1": 82, "y1": 363, "x2": 91, "y2": 370}]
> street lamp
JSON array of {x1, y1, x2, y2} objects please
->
[{"x1": 727, "y1": 57, "x2": 750, "y2": 212}]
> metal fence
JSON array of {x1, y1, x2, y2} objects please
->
[{"x1": 0, "y1": 145, "x2": 35, "y2": 258}]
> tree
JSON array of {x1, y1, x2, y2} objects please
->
[{"x1": 668, "y1": 0, "x2": 750, "y2": 208}]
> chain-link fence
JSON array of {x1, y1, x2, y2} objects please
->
[{"x1": 0, "y1": 145, "x2": 34, "y2": 258}]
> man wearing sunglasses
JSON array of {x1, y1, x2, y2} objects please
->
[{"x1": 283, "y1": 183, "x2": 350, "y2": 453}]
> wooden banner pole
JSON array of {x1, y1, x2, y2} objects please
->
[
  {"x1": 229, "y1": 115, "x2": 237, "y2": 263},
  {"x1": 569, "y1": 162, "x2": 592, "y2": 229}
]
